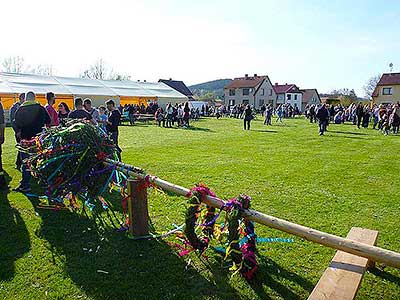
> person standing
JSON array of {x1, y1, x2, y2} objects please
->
[
  {"x1": 316, "y1": 104, "x2": 329, "y2": 135},
  {"x1": 97, "y1": 105, "x2": 108, "y2": 133},
  {"x1": 177, "y1": 104, "x2": 183, "y2": 126},
  {"x1": 84, "y1": 98, "x2": 100, "y2": 124},
  {"x1": 58, "y1": 102, "x2": 70, "y2": 123},
  {"x1": 106, "y1": 99, "x2": 122, "y2": 160},
  {"x1": 0, "y1": 98, "x2": 7, "y2": 190},
  {"x1": 355, "y1": 103, "x2": 364, "y2": 129},
  {"x1": 183, "y1": 102, "x2": 190, "y2": 127},
  {"x1": 243, "y1": 105, "x2": 252, "y2": 130},
  {"x1": 45, "y1": 92, "x2": 60, "y2": 127},
  {"x1": 68, "y1": 98, "x2": 93, "y2": 122},
  {"x1": 309, "y1": 105, "x2": 316, "y2": 123},
  {"x1": 165, "y1": 103, "x2": 173, "y2": 128},
  {"x1": 10, "y1": 93, "x2": 25, "y2": 169},
  {"x1": 276, "y1": 105, "x2": 283, "y2": 123},
  {"x1": 14, "y1": 91, "x2": 51, "y2": 192}
]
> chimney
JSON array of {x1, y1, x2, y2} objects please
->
[
  {"x1": 137, "y1": 80, "x2": 140, "y2": 82},
  {"x1": 144, "y1": 80, "x2": 147, "y2": 82},
  {"x1": 169, "y1": 78, "x2": 172, "y2": 80},
  {"x1": 254, "y1": 73, "x2": 257, "y2": 77},
  {"x1": 285, "y1": 83, "x2": 288, "y2": 85},
  {"x1": 275, "y1": 83, "x2": 278, "y2": 86},
  {"x1": 245, "y1": 74, "x2": 248, "y2": 79}
]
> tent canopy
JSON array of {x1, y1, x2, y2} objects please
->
[
  {"x1": 0, "y1": 72, "x2": 71, "y2": 95},
  {"x1": 0, "y1": 72, "x2": 189, "y2": 106}
]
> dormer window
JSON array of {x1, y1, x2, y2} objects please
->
[{"x1": 382, "y1": 87, "x2": 392, "y2": 95}]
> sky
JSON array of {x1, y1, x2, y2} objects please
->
[{"x1": 1, "y1": 0, "x2": 399, "y2": 96}]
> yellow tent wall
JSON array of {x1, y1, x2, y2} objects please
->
[
  {"x1": 36, "y1": 94, "x2": 74, "y2": 110},
  {"x1": 0, "y1": 93, "x2": 17, "y2": 110},
  {"x1": 120, "y1": 96, "x2": 157, "y2": 107}
]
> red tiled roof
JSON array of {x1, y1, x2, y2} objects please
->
[
  {"x1": 273, "y1": 84, "x2": 301, "y2": 94},
  {"x1": 377, "y1": 73, "x2": 400, "y2": 86},
  {"x1": 372, "y1": 73, "x2": 400, "y2": 97},
  {"x1": 224, "y1": 76, "x2": 266, "y2": 89}
]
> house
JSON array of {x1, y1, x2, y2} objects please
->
[
  {"x1": 301, "y1": 89, "x2": 321, "y2": 110},
  {"x1": 224, "y1": 74, "x2": 276, "y2": 109},
  {"x1": 372, "y1": 73, "x2": 400, "y2": 105},
  {"x1": 159, "y1": 78, "x2": 194, "y2": 100},
  {"x1": 273, "y1": 83, "x2": 303, "y2": 111}
]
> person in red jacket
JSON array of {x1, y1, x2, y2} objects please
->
[{"x1": 45, "y1": 92, "x2": 59, "y2": 127}]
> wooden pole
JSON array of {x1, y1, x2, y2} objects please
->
[
  {"x1": 127, "y1": 178, "x2": 149, "y2": 237},
  {"x1": 105, "y1": 159, "x2": 400, "y2": 269}
]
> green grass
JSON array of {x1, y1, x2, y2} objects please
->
[{"x1": 1, "y1": 117, "x2": 400, "y2": 300}]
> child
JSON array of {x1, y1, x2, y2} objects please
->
[{"x1": 98, "y1": 106, "x2": 108, "y2": 132}]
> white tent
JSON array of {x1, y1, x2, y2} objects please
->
[
  {"x1": 0, "y1": 72, "x2": 189, "y2": 110},
  {"x1": 0, "y1": 72, "x2": 71, "y2": 95},
  {"x1": 55, "y1": 76, "x2": 119, "y2": 107}
]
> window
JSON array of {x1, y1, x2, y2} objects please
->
[
  {"x1": 229, "y1": 99, "x2": 235, "y2": 106},
  {"x1": 229, "y1": 89, "x2": 235, "y2": 96},
  {"x1": 243, "y1": 88, "x2": 250, "y2": 95},
  {"x1": 287, "y1": 94, "x2": 292, "y2": 100},
  {"x1": 277, "y1": 94, "x2": 284, "y2": 100},
  {"x1": 260, "y1": 88, "x2": 265, "y2": 96},
  {"x1": 243, "y1": 99, "x2": 249, "y2": 104},
  {"x1": 312, "y1": 97, "x2": 316, "y2": 103},
  {"x1": 259, "y1": 99, "x2": 264, "y2": 106},
  {"x1": 269, "y1": 89, "x2": 273, "y2": 96},
  {"x1": 294, "y1": 94, "x2": 297, "y2": 100},
  {"x1": 383, "y1": 87, "x2": 393, "y2": 95}
]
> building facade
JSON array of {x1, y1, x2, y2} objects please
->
[
  {"x1": 273, "y1": 83, "x2": 303, "y2": 111},
  {"x1": 224, "y1": 74, "x2": 276, "y2": 109},
  {"x1": 301, "y1": 89, "x2": 321, "y2": 111},
  {"x1": 372, "y1": 73, "x2": 400, "y2": 105}
]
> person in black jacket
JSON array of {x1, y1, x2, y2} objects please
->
[
  {"x1": 106, "y1": 99, "x2": 122, "y2": 160},
  {"x1": 355, "y1": 103, "x2": 364, "y2": 129},
  {"x1": 243, "y1": 105, "x2": 253, "y2": 130},
  {"x1": 0, "y1": 98, "x2": 7, "y2": 190},
  {"x1": 309, "y1": 105, "x2": 316, "y2": 123},
  {"x1": 315, "y1": 104, "x2": 329, "y2": 136},
  {"x1": 14, "y1": 91, "x2": 51, "y2": 192}
]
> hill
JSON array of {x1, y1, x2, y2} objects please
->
[{"x1": 189, "y1": 79, "x2": 232, "y2": 99}]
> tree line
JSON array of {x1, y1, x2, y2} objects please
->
[{"x1": 0, "y1": 56, "x2": 131, "y2": 81}]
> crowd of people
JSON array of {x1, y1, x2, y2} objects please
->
[
  {"x1": 154, "y1": 102, "x2": 192, "y2": 128},
  {"x1": 305, "y1": 102, "x2": 400, "y2": 135},
  {"x1": 0, "y1": 91, "x2": 122, "y2": 192}
]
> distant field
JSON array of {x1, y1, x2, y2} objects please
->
[{"x1": 1, "y1": 116, "x2": 400, "y2": 300}]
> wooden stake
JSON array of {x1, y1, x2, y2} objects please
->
[
  {"x1": 105, "y1": 159, "x2": 400, "y2": 269},
  {"x1": 127, "y1": 178, "x2": 149, "y2": 237}
]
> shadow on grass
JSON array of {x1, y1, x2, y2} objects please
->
[
  {"x1": 0, "y1": 172, "x2": 31, "y2": 281},
  {"x1": 28, "y1": 195, "x2": 241, "y2": 300},
  {"x1": 207, "y1": 249, "x2": 313, "y2": 300},
  {"x1": 253, "y1": 129, "x2": 278, "y2": 133},
  {"x1": 250, "y1": 256, "x2": 313, "y2": 300},
  {"x1": 184, "y1": 126, "x2": 213, "y2": 132},
  {"x1": 329, "y1": 130, "x2": 368, "y2": 136},
  {"x1": 370, "y1": 267, "x2": 400, "y2": 287}
]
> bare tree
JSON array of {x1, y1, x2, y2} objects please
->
[
  {"x1": 80, "y1": 58, "x2": 131, "y2": 81},
  {"x1": 25, "y1": 64, "x2": 55, "y2": 76},
  {"x1": 2, "y1": 56, "x2": 25, "y2": 73},
  {"x1": 363, "y1": 74, "x2": 381, "y2": 99},
  {"x1": 80, "y1": 58, "x2": 114, "y2": 80},
  {"x1": 113, "y1": 73, "x2": 131, "y2": 81}
]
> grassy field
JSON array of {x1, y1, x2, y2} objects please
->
[{"x1": 1, "y1": 116, "x2": 400, "y2": 300}]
